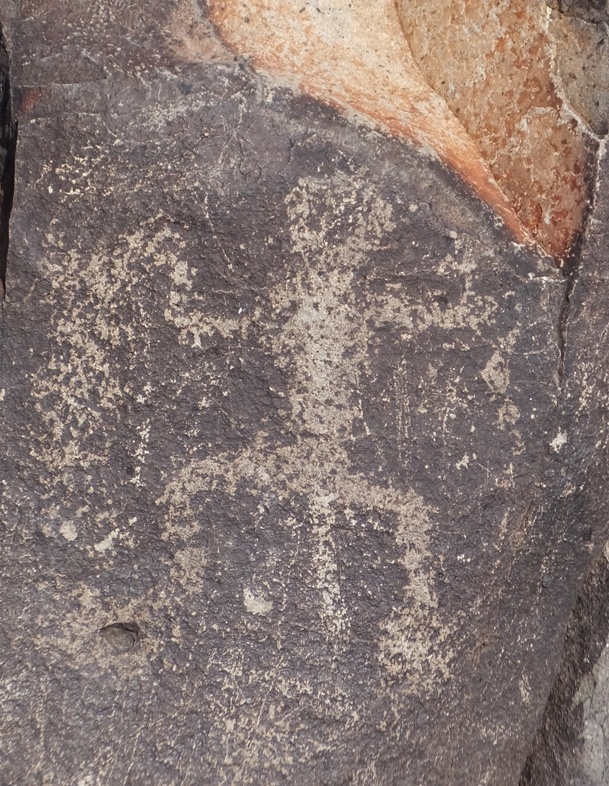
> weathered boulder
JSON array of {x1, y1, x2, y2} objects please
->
[
  {"x1": 521, "y1": 550, "x2": 609, "y2": 785},
  {"x1": 521, "y1": 145, "x2": 609, "y2": 786},
  {"x1": 0, "y1": 2, "x2": 608, "y2": 784}
]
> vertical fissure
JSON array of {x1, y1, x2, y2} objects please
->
[
  {"x1": 557, "y1": 237, "x2": 583, "y2": 386},
  {"x1": 0, "y1": 24, "x2": 16, "y2": 298},
  {"x1": 557, "y1": 137, "x2": 606, "y2": 385}
]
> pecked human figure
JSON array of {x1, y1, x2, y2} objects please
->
[{"x1": 0, "y1": 1, "x2": 608, "y2": 784}]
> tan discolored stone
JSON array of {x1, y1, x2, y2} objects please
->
[
  {"x1": 207, "y1": 0, "x2": 533, "y2": 249},
  {"x1": 397, "y1": 0, "x2": 597, "y2": 259},
  {"x1": 208, "y1": 0, "x2": 602, "y2": 259}
]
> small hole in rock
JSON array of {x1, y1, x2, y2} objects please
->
[{"x1": 100, "y1": 621, "x2": 141, "y2": 653}]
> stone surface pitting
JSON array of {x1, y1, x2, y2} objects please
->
[
  {"x1": 397, "y1": 0, "x2": 598, "y2": 259},
  {"x1": 521, "y1": 145, "x2": 609, "y2": 786},
  {"x1": 208, "y1": 0, "x2": 607, "y2": 259},
  {"x1": 1, "y1": 2, "x2": 609, "y2": 784}
]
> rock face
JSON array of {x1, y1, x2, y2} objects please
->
[
  {"x1": 208, "y1": 0, "x2": 533, "y2": 251},
  {"x1": 211, "y1": 0, "x2": 601, "y2": 259},
  {"x1": 521, "y1": 551, "x2": 609, "y2": 785},
  {"x1": 521, "y1": 147, "x2": 609, "y2": 786},
  {"x1": 547, "y1": 1, "x2": 609, "y2": 138},
  {"x1": 397, "y1": 0, "x2": 596, "y2": 260},
  {"x1": 0, "y1": 1, "x2": 608, "y2": 784}
]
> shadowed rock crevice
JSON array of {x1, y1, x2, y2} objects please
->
[
  {"x1": 520, "y1": 552, "x2": 609, "y2": 785},
  {"x1": 547, "y1": 0, "x2": 609, "y2": 26},
  {"x1": 519, "y1": 145, "x2": 609, "y2": 786},
  {"x1": 0, "y1": 25, "x2": 16, "y2": 296}
]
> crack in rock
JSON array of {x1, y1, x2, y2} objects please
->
[{"x1": 0, "y1": 26, "x2": 15, "y2": 299}]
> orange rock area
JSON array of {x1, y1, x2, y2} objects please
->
[
  {"x1": 208, "y1": 0, "x2": 595, "y2": 260},
  {"x1": 397, "y1": 0, "x2": 594, "y2": 259}
]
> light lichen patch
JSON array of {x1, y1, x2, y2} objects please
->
[{"x1": 377, "y1": 490, "x2": 449, "y2": 685}]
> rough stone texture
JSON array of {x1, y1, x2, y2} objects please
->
[
  {"x1": 548, "y1": 0, "x2": 609, "y2": 26},
  {"x1": 207, "y1": 0, "x2": 534, "y2": 251},
  {"x1": 0, "y1": 2, "x2": 609, "y2": 785},
  {"x1": 210, "y1": 0, "x2": 606, "y2": 259},
  {"x1": 521, "y1": 144, "x2": 609, "y2": 786},
  {"x1": 521, "y1": 551, "x2": 609, "y2": 785},
  {"x1": 397, "y1": 0, "x2": 596, "y2": 258},
  {"x1": 548, "y1": 7, "x2": 609, "y2": 137}
]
